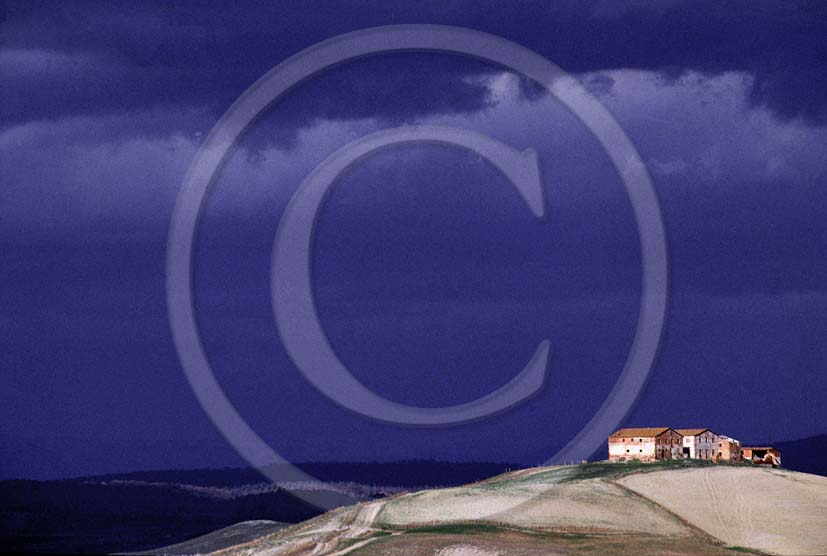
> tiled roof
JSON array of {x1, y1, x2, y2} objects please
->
[
  {"x1": 675, "y1": 428, "x2": 711, "y2": 436},
  {"x1": 609, "y1": 427, "x2": 674, "y2": 438}
]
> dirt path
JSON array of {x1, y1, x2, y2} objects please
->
[
  {"x1": 702, "y1": 468, "x2": 733, "y2": 541},
  {"x1": 729, "y1": 469, "x2": 754, "y2": 542},
  {"x1": 325, "y1": 531, "x2": 404, "y2": 556},
  {"x1": 304, "y1": 501, "x2": 386, "y2": 556},
  {"x1": 347, "y1": 501, "x2": 383, "y2": 536}
]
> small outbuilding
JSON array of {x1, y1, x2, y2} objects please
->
[{"x1": 742, "y1": 446, "x2": 781, "y2": 467}]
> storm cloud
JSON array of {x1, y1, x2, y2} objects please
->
[{"x1": 2, "y1": 0, "x2": 826, "y2": 135}]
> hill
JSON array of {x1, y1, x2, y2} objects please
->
[
  {"x1": 770, "y1": 434, "x2": 827, "y2": 477},
  {"x1": 205, "y1": 461, "x2": 827, "y2": 556},
  {"x1": 131, "y1": 520, "x2": 289, "y2": 555}
]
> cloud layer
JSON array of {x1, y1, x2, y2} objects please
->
[{"x1": 3, "y1": 0, "x2": 827, "y2": 134}]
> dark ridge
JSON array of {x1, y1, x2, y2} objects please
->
[
  {"x1": 0, "y1": 480, "x2": 318, "y2": 554},
  {"x1": 768, "y1": 434, "x2": 827, "y2": 477},
  {"x1": 84, "y1": 460, "x2": 523, "y2": 487},
  {"x1": 0, "y1": 461, "x2": 522, "y2": 555}
]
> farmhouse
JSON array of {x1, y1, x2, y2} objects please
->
[
  {"x1": 607, "y1": 428, "x2": 780, "y2": 467},
  {"x1": 608, "y1": 427, "x2": 683, "y2": 462},
  {"x1": 676, "y1": 428, "x2": 717, "y2": 460}
]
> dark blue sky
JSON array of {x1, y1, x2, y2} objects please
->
[{"x1": 1, "y1": 1, "x2": 826, "y2": 479}]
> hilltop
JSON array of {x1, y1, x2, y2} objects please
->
[{"x1": 195, "y1": 461, "x2": 827, "y2": 556}]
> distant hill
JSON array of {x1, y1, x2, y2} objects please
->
[
  {"x1": 0, "y1": 461, "x2": 519, "y2": 554},
  {"x1": 771, "y1": 434, "x2": 827, "y2": 476},
  {"x1": 87, "y1": 460, "x2": 521, "y2": 487},
  {"x1": 0, "y1": 478, "x2": 319, "y2": 554}
]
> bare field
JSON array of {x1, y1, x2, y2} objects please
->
[
  {"x1": 210, "y1": 462, "x2": 827, "y2": 556},
  {"x1": 347, "y1": 529, "x2": 745, "y2": 556},
  {"x1": 376, "y1": 478, "x2": 692, "y2": 536},
  {"x1": 620, "y1": 466, "x2": 827, "y2": 556}
]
